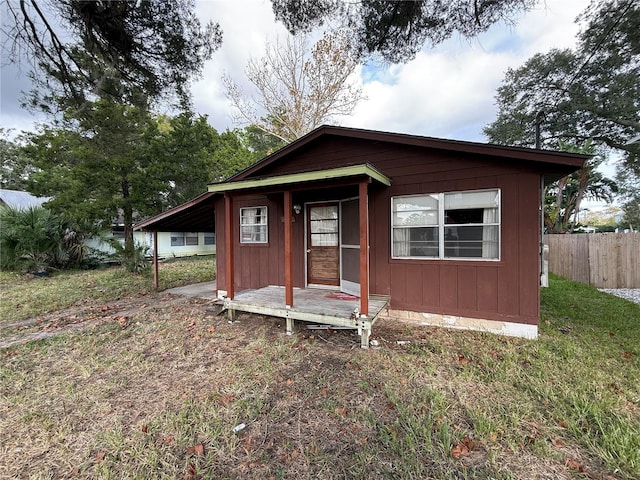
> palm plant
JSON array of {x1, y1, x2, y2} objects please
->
[{"x1": 0, "y1": 206, "x2": 94, "y2": 272}]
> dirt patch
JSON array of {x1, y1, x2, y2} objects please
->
[{"x1": 0, "y1": 293, "x2": 191, "y2": 348}]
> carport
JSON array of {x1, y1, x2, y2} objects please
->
[{"x1": 134, "y1": 191, "x2": 217, "y2": 289}]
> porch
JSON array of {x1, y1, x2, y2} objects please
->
[{"x1": 224, "y1": 286, "x2": 389, "y2": 348}]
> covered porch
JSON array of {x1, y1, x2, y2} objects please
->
[
  {"x1": 225, "y1": 286, "x2": 389, "y2": 348},
  {"x1": 212, "y1": 163, "x2": 392, "y2": 349}
]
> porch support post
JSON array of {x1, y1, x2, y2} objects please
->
[
  {"x1": 224, "y1": 194, "x2": 235, "y2": 300},
  {"x1": 284, "y1": 190, "x2": 293, "y2": 308},
  {"x1": 359, "y1": 180, "x2": 369, "y2": 316},
  {"x1": 152, "y1": 231, "x2": 159, "y2": 290}
]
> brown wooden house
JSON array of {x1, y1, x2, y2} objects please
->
[{"x1": 136, "y1": 126, "x2": 585, "y2": 346}]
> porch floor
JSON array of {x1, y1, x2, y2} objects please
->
[{"x1": 224, "y1": 286, "x2": 389, "y2": 348}]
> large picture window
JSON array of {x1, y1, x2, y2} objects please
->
[
  {"x1": 240, "y1": 206, "x2": 268, "y2": 244},
  {"x1": 391, "y1": 189, "x2": 500, "y2": 260}
]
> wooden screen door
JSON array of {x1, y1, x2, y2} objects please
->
[{"x1": 307, "y1": 203, "x2": 339, "y2": 285}]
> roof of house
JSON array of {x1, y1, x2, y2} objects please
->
[
  {"x1": 136, "y1": 125, "x2": 587, "y2": 232},
  {"x1": 0, "y1": 189, "x2": 50, "y2": 210},
  {"x1": 227, "y1": 125, "x2": 587, "y2": 182}
]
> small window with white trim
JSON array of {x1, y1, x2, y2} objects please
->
[
  {"x1": 240, "y1": 206, "x2": 268, "y2": 244},
  {"x1": 204, "y1": 232, "x2": 215, "y2": 245},
  {"x1": 392, "y1": 189, "x2": 500, "y2": 260},
  {"x1": 171, "y1": 232, "x2": 198, "y2": 247}
]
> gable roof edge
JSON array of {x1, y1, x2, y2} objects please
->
[{"x1": 226, "y1": 125, "x2": 587, "y2": 183}]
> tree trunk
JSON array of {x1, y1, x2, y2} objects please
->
[
  {"x1": 122, "y1": 179, "x2": 134, "y2": 259},
  {"x1": 554, "y1": 176, "x2": 568, "y2": 232},
  {"x1": 570, "y1": 167, "x2": 590, "y2": 231}
]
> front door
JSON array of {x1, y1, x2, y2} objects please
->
[{"x1": 307, "y1": 203, "x2": 339, "y2": 285}]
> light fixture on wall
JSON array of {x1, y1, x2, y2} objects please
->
[{"x1": 293, "y1": 204, "x2": 302, "y2": 215}]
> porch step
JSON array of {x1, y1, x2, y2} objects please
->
[{"x1": 306, "y1": 324, "x2": 355, "y2": 330}]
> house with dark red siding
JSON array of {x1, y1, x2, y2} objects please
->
[{"x1": 136, "y1": 126, "x2": 585, "y2": 347}]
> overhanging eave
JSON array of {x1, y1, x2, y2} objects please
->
[{"x1": 208, "y1": 163, "x2": 391, "y2": 194}]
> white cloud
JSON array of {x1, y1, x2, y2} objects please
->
[
  {"x1": 191, "y1": 0, "x2": 289, "y2": 132},
  {"x1": 1, "y1": 0, "x2": 591, "y2": 141},
  {"x1": 341, "y1": 0, "x2": 590, "y2": 142}
]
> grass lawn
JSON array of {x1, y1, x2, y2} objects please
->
[{"x1": 1, "y1": 264, "x2": 638, "y2": 479}]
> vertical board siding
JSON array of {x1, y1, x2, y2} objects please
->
[
  {"x1": 457, "y1": 266, "x2": 478, "y2": 310},
  {"x1": 215, "y1": 197, "x2": 227, "y2": 291},
  {"x1": 375, "y1": 151, "x2": 541, "y2": 324},
  {"x1": 422, "y1": 264, "x2": 441, "y2": 306},
  {"x1": 439, "y1": 265, "x2": 458, "y2": 309},
  {"x1": 518, "y1": 174, "x2": 541, "y2": 319},
  {"x1": 215, "y1": 136, "x2": 549, "y2": 326},
  {"x1": 476, "y1": 268, "x2": 498, "y2": 313},
  {"x1": 544, "y1": 233, "x2": 640, "y2": 288},
  {"x1": 405, "y1": 264, "x2": 424, "y2": 306}
]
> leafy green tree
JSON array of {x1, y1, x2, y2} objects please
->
[
  {"x1": 616, "y1": 165, "x2": 640, "y2": 230},
  {"x1": 484, "y1": 0, "x2": 639, "y2": 166},
  {"x1": 23, "y1": 100, "x2": 183, "y2": 258},
  {"x1": 484, "y1": 0, "x2": 638, "y2": 228},
  {"x1": 4, "y1": 0, "x2": 221, "y2": 107},
  {"x1": 143, "y1": 112, "x2": 218, "y2": 208},
  {"x1": 240, "y1": 125, "x2": 287, "y2": 160},
  {"x1": 209, "y1": 130, "x2": 260, "y2": 182},
  {"x1": 543, "y1": 141, "x2": 617, "y2": 232},
  {"x1": 0, "y1": 129, "x2": 33, "y2": 190},
  {"x1": 22, "y1": 100, "x2": 259, "y2": 257},
  {"x1": 272, "y1": 0, "x2": 537, "y2": 62}
]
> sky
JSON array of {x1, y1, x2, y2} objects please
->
[
  {"x1": 1, "y1": 0, "x2": 591, "y2": 142},
  {"x1": 189, "y1": 0, "x2": 592, "y2": 142},
  {"x1": 3, "y1": 0, "x2": 615, "y2": 196}
]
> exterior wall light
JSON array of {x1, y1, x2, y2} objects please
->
[{"x1": 293, "y1": 204, "x2": 302, "y2": 215}]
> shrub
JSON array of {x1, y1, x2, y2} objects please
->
[{"x1": 0, "y1": 205, "x2": 94, "y2": 272}]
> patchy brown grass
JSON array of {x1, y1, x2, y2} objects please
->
[
  {"x1": 1, "y1": 273, "x2": 638, "y2": 479},
  {"x1": 0, "y1": 255, "x2": 215, "y2": 325}
]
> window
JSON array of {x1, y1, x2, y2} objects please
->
[
  {"x1": 204, "y1": 232, "x2": 215, "y2": 245},
  {"x1": 309, "y1": 205, "x2": 338, "y2": 246},
  {"x1": 392, "y1": 194, "x2": 439, "y2": 258},
  {"x1": 391, "y1": 189, "x2": 500, "y2": 260},
  {"x1": 171, "y1": 232, "x2": 199, "y2": 247},
  {"x1": 240, "y1": 206, "x2": 268, "y2": 243}
]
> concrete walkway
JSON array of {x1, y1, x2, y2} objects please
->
[{"x1": 164, "y1": 281, "x2": 217, "y2": 299}]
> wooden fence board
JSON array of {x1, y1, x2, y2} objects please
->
[{"x1": 543, "y1": 233, "x2": 639, "y2": 289}]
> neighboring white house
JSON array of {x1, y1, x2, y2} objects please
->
[
  {"x1": 133, "y1": 230, "x2": 216, "y2": 258},
  {"x1": 88, "y1": 230, "x2": 216, "y2": 258},
  {"x1": 0, "y1": 189, "x2": 215, "y2": 258}
]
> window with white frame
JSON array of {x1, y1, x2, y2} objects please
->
[
  {"x1": 391, "y1": 189, "x2": 500, "y2": 260},
  {"x1": 204, "y1": 232, "x2": 215, "y2": 245},
  {"x1": 240, "y1": 206, "x2": 268, "y2": 244},
  {"x1": 171, "y1": 232, "x2": 199, "y2": 247}
]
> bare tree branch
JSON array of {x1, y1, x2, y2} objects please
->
[{"x1": 224, "y1": 31, "x2": 365, "y2": 143}]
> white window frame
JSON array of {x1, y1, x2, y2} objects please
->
[
  {"x1": 203, "y1": 232, "x2": 215, "y2": 245},
  {"x1": 391, "y1": 189, "x2": 501, "y2": 261},
  {"x1": 240, "y1": 206, "x2": 268, "y2": 244},
  {"x1": 170, "y1": 232, "x2": 199, "y2": 247}
]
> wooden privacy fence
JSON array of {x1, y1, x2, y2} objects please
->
[{"x1": 544, "y1": 233, "x2": 640, "y2": 289}]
